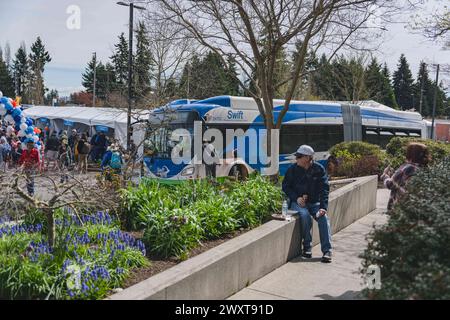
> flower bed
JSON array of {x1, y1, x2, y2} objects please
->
[
  {"x1": 120, "y1": 175, "x2": 284, "y2": 259},
  {"x1": 0, "y1": 211, "x2": 147, "y2": 300}
]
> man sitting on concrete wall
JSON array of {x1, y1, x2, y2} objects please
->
[{"x1": 282, "y1": 145, "x2": 332, "y2": 263}]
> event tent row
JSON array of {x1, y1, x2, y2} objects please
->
[{"x1": 23, "y1": 106, "x2": 149, "y2": 148}]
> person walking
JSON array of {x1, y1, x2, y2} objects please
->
[
  {"x1": 45, "y1": 132, "x2": 60, "y2": 171},
  {"x1": 10, "y1": 135, "x2": 22, "y2": 168},
  {"x1": 282, "y1": 145, "x2": 332, "y2": 263},
  {"x1": 68, "y1": 129, "x2": 79, "y2": 162},
  {"x1": 58, "y1": 142, "x2": 73, "y2": 183},
  {"x1": 76, "y1": 133, "x2": 90, "y2": 174},
  {"x1": 18, "y1": 139, "x2": 41, "y2": 196},
  {"x1": 0, "y1": 136, "x2": 11, "y2": 172},
  {"x1": 381, "y1": 142, "x2": 431, "y2": 211}
]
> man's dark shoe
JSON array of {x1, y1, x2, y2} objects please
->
[
  {"x1": 321, "y1": 251, "x2": 332, "y2": 263},
  {"x1": 301, "y1": 249, "x2": 312, "y2": 259}
]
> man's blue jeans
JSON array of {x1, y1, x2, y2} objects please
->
[{"x1": 291, "y1": 202, "x2": 332, "y2": 254}]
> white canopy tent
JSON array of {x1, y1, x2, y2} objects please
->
[{"x1": 23, "y1": 106, "x2": 149, "y2": 149}]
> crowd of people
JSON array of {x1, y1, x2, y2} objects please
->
[{"x1": 1, "y1": 119, "x2": 127, "y2": 195}]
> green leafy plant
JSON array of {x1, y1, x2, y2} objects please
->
[
  {"x1": 361, "y1": 158, "x2": 450, "y2": 299},
  {"x1": 125, "y1": 175, "x2": 283, "y2": 259},
  {"x1": 143, "y1": 208, "x2": 203, "y2": 259},
  {"x1": 385, "y1": 137, "x2": 450, "y2": 169},
  {"x1": 329, "y1": 141, "x2": 386, "y2": 177}
]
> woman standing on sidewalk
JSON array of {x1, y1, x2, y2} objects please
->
[{"x1": 381, "y1": 142, "x2": 431, "y2": 210}]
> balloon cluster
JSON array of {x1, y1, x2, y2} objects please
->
[{"x1": 0, "y1": 90, "x2": 42, "y2": 150}]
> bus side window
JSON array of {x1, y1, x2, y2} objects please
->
[
  {"x1": 280, "y1": 125, "x2": 307, "y2": 155},
  {"x1": 306, "y1": 126, "x2": 329, "y2": 152}
]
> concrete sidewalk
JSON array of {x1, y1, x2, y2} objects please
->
[{"x1": 228, "y1": 188, "x2": 390, "y2": 300}]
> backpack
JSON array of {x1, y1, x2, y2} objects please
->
[{"x1": 110, "y1": 152, "x2": 122, "y2": 169}]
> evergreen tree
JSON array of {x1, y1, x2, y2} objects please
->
[
  {"x1": 12, "y1": 43, "x2": 30, "y2": 101},
  {"x1": 82, "y1": 54, "x2": 114, "y2": 104},
  {"x1": 224, "y1": 54, "x2": 240, "y2": 96},
  {"x1": 413, "y1": 62, "x2": 433, "y2": 116},
  {"x1": 365, "y1": 59, "x2": 398, "y2": 109},
  {"x1": 311, "y1": 54, "x2": 335, "y2": 100},
  {"x1": 111, "y1": 33, "x2": 129, "y2": 91},
  {"x1": 393, "y1": 54, "x2": 415, "y2": 110},
  {"x1": 0, "y1": 55, "x2": 15, "y2": 97},
  {"x1": 82, "y1": 53, "x2": 98, "y2": 94},
  {"x1": 292, "y1": 46, "x2": 319, "y2": 100},
  {"x1": 104, "y1": 62, "x2": 117, "y2": 97},
  {"x1": 29, "y1": 37, "x2": 52, "y2": 104},
  {"x1": 178, "y1": 61, "x2": 191, "y2": 97},
  {"x1": 44, "y1": 89, "x2": 59, "y2": 105},
  {"x1": 164, "y1": 77, "x2": 178, "y2": 99},
  {"x1": 134, "y1": 22, "x2": 153, "y2": 104},
  {"x1": 380, "y1": 64, "x2": 399, "y2": 109}
]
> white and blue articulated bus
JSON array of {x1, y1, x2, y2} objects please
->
[{"x1": 142, "y1": 96, "x2": 429, "y2": 180}]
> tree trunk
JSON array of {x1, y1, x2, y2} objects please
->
[{"x1": 45, "y1": 208, "x2": 55, "y2": 247}]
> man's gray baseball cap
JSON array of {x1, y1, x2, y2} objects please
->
[{"x1": 295, "y1": 145, "x2": 315, "y2": 157}]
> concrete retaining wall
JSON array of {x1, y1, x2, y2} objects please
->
[{"x1": 108, "y1": 175, "x2": 378, "y2": 300}]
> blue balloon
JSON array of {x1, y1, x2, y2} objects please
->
[
  {"x1": 13, "y1": 115, "x2": 22, "y2": 123},
  {"x1": 15, "y1": 124, "x2": 21, "y2": 131},
  {"x1": 11, "y1": 108, "x2": 22, "y2": 118},
  {"x1": 5, "y1": 103, "x2": 13, "y2": 112},
  {"x1": 26, "y1": 119, "x2": 33, "y2": 126},
  {"x1": 25, "y1": 126, "x2": 35, "y2": 134},
  {"x1": 0, "y1": 97, "x2": 8, "y2": 104}
]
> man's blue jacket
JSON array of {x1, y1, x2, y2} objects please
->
[{"x1": 282, "y1": 162, "x2": 330, "y2": 211}]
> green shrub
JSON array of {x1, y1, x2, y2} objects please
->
[
  {"x1": 194, "y1": 198, "x2": 237, "y2": 239},
  {"x1": 126, "y1": 175, "x2": 283, "y2": 259},
  {"x1": 386, "y1": 137, "x2": 450, "y2": 169},
  {"x1": 120, "y1": 179, "x2": 179, "y2": 230},
  {"x1": 329, "y1": 141, "x2": 386, "y2": 177},
  {"x1": 143, "y1": 208, "x2": 203, "y2": 259},
  {"x1": 230, "y1": 175, "x2": 283, "y2": 228},
  {"x1": 361, "y1": 158, "x2": 450, "y2": 299}
]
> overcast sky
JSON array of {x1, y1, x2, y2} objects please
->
[{"x1": 0, "y1": 0, "x2": 448, "y2": 97}]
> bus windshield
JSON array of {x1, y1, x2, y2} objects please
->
[{"x1": 144, "y1": 111, "x2": 200, "y2": 159}]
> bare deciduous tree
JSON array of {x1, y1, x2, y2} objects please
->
[
  {"x1": 409, "y1": 3, "x2": 450, "y2": 49},
  {"x1": 141, "y1": 12, "x2": 198, "y2": 107},
  {"x1": 143, "y1": 0, "x2": 415, "y2": 175}
]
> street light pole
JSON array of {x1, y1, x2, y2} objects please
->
[
  {"x1": 430, "y1": 64, "x2": 440, "y2": 140},
  {"x1": 127, "y1": 3, "x2": 134, "y2": 151},
  {"x1": 117, "y1": 1, "x2": 145, "y2": 151}
]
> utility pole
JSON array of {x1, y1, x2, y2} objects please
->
[
  {"x1": 419, "y1": 66, "x2": 425, "y2": 115},
  {"x1": 430, "y1": 64, "x2": 440, "y2": 140},
  {"x1": 117, "y1": 1, "x2": 145, "y2": 151},
  {"x1": 93, "y1": 52, "x2": 96, "y2": 108}
]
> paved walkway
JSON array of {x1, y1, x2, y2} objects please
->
[{"x1": 228, "y1": 188, "x2": 390, "y2": 300}]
